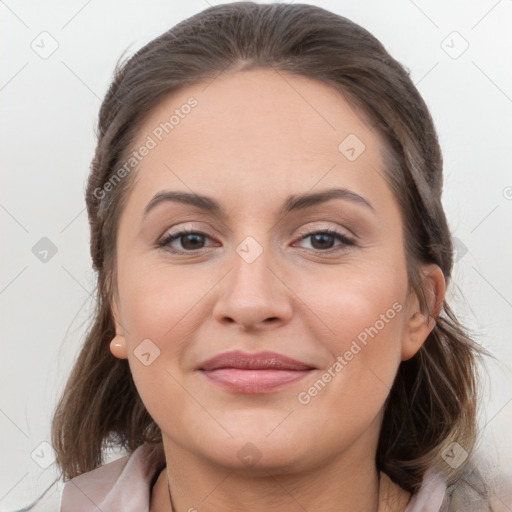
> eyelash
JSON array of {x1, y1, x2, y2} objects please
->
[{"x1": 156, "y1": 228, "x2": 355, "y2": 255}]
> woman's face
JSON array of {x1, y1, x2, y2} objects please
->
[{"x1": 111, "y1": 68, "x2": 437, "y2": 473}]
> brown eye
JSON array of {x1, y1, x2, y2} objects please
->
[
  {"x1": 158, "y1": 230, "x2": 214, "y2": 253},
  {"x1": 297, "y1": 229, "x2": 355, "y2": 252},
  {"x1": 179, "y1": 233, "x2": 206, "y2": 250}
]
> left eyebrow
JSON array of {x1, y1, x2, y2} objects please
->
[{"x1": 143, "y1": 187, "x2": 375, "y2": 219}]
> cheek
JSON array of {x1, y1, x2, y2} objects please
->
[
  {"x1": 117, "y1": 261, "x2": 215, "y2": 342},
  {"x1": 115, "y1": 261, "x2": 220, "y2": 413},
  {"x1": 302, "y1": 263, "x2": 407, "y2": 346},
  {"x1": 297, "y1": 267, "x2": 406, "y2": 405},
  {"x1": 117, "y1": 263, "x2": 209, "y2": 430}
]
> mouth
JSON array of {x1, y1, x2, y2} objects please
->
[{"x1": 197, "y1": 350, "x2": 316, "y2": 394}]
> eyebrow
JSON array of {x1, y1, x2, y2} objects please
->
[{"x1": 143, "y1": 187, "x2": 375, "y2": 219}]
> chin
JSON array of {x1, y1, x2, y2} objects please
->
[
  {"x1": 200, "y1": 437, "x2": 308, "y2": 474},
  {"x1": 191, "y1": 417, "x2": 317, "y2": 473}
]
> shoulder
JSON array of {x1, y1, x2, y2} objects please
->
[
  {"x1": 60, "y1": 442, "x2": 165, "y2": 512},
  {"x1": 439, "y1": 463, "x2": 512, "y2": 511}
]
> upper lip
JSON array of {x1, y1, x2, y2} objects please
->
[{"x1": 198, "y1": 350, "x2": 315, "y2": 371}]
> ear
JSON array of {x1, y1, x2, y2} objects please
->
[
  {"x1": 401, "y1": 264, "x2": 446, "y2": 361},
  {"x1": 110, "y1": 294, "x2": 128, "y2": 360}
]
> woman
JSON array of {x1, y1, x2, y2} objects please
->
[{"x1": 43, "y1": 2, "x2": 495, "y2": 511}]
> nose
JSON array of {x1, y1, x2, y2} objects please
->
[{"x1": 212, "y1": 244, "x2": 293, "y2": 331}]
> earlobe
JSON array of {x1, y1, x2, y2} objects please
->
[
  {"x1": 401, "y1": 264, "x2": 446, "y2": 361},
  {"x1": 110, "y1": 335, "x2": 128, "y2": 359}
]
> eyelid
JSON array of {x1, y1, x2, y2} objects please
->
[
  {"x1": 159, "y1": 222, "x2": 216, "y2": 239},
  {"x1": 159, "y1": 221, "x2": 351, "y2": 239},
  {"x1": 294, "y1": 221, "x2": 353, "y2": 238}
]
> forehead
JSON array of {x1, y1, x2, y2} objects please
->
[{"x1": 125, "y1": 68, "x2": 392, "y2": 213}]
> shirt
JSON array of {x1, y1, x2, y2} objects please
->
[{"x1": 60, "y1": 442, "x2": 447, "y2": 511}]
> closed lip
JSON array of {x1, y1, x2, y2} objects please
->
[{"x1": 197, "y1": 350, "x2": 315, "y2": 371}]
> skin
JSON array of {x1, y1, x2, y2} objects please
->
[{"x1": 109, "y1": 68, "x2": 446, "y2": 512}]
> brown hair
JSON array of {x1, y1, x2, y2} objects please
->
[{"x1": 51, "y1": 1, "x2": 486, "y2": 497}]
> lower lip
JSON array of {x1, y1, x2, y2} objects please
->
[{"x1": 201, "y1": 368, "x2": 313, "y2": 394}]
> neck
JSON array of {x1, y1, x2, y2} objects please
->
[
  {"x1": 170, "y1": 463, "x2": 379, "y2": 512},
  {"x1": 151, "y1": 439, "x2": 399, "y2": 512}
]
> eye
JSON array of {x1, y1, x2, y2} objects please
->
[
  {"x1": 295, "y1": 229, "x2": 355, "y2": 252},
  {"x1": 157, "y1": 229, "x2": 216, "y2": 253}
]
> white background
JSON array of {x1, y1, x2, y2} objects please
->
[{"x1": 1, "y1": 0, "x2": 511, "y2": 510}]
